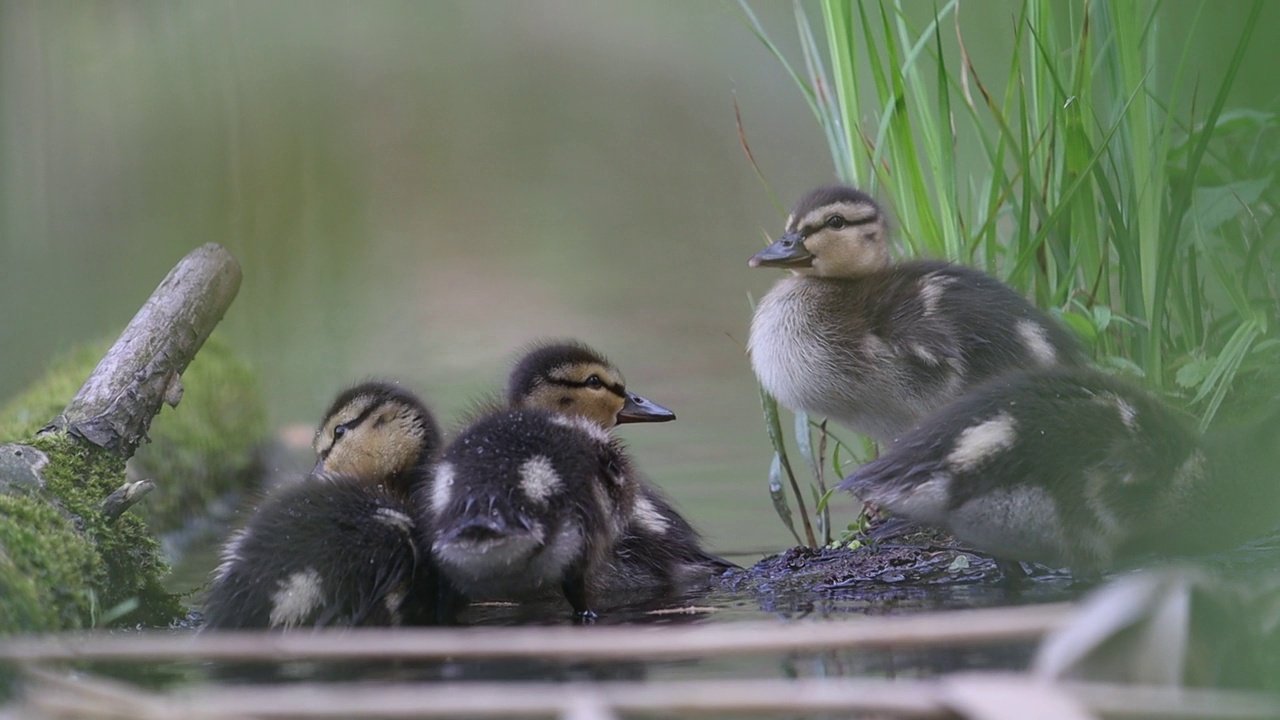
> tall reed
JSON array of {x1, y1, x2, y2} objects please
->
[{"x1": 741, "y1": 0, "x2": 1278, "y2": 545}]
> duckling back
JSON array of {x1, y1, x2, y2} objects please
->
[
  {"x1": 203, "y1": 381, "x2": 442, "y2": 630},
  {"x1": 751, "y1": 260, "x2": 1087, "y2": 442},
  {"x1": 202, "y1": 476, "x2": 421, "y2": 629},
  {"x1": 1146, "y1": 404, "x2": 1280, "y2": 558},
  {"x1": 425, "y1": 408, "x2": 635, "y2": 618},
  {"x1": 841, "y1": 366, "x2": 1245, "y2": 574},
  {"x1": 599, "y1": 482, "x2": 737, "y2": 599}
]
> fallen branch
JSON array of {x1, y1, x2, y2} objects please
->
[
  {"x1": 42, "y1": 243, "x2": 241, "y2": 458},
  {"x1": 15, "y1": 669, "x2": 1280, "y2": 720},
  {"x1": 0, "y1": 243, "x2": 241, "y2": 631},
  {"x1": 0, "y1": 602, "x2": 1073, "y2": 663}
]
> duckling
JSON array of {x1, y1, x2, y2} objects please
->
[
  {"x1": 748, "y1": 185, "x2": 1088, "y2": 442},
  {"x1": 424, "y1": 341, "x2": 729, "y2": 620},
  {"x1": 602, "y1": 484, "x2": 737, "y2": 597},
  {"x1": 507, "y1": 341, "x2": 734, "y2": 595},
  {"x1": 311, "y1": 382, "x2": 440, "y2": 501},
  {"x1": 202, "y1": 382, "x2": 441, "y2": 629},
  {"x1": 840, "y1": 366, "x2": 1280, "y2": 577},
  {"x1": 426, "y1": 406, "x2": 638, "y2": 621}
]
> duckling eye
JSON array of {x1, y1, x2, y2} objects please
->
[
  {"x1": 585, "y1": 375, "x2": 604, "y2": 390},
  {"x1": 826, "y1": 215, "x2": 847, "y2": 229},
  {"x1": 333, "y1": 424, "x2": 348, "y2": 440}
]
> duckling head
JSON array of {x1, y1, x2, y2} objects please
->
[
  {"x1": 507, "y1": 341, "x2": 675, "y2": 429},
  {"x1": 749, "y1": 185, "x2": 889, "y2": 278},
  {"x1": 312, "y1": 381, "x2": 442, "y2": 483}
]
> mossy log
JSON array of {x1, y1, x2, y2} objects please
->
[
  {"x1": 0, "y1": 243, "x2": 241, "y2": 633},
  {"x1": 1, "y1": 335, "x2": 268, "y2": 535}
]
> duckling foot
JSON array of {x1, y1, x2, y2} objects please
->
[{"x1": 562, "y1": 571, "x2": 597, "y2": 625}]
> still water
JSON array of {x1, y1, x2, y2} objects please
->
[
  {"x1": 1, "y1": 2, "x2": 846, "y2": 559},
  {"x1": 6, "y1": 9, "x2": 1280, "y2": 696},
  {"x1": 5, "y1": 1, "x2": 1278, "y2": 566}
]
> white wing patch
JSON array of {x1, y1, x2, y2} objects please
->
[
  {"x1": 549, "y1": 413, "x2": 612, "y2": 444},
  {"x1": 520, "y1": 455, "x2": 563, "y2": 504},
  {"x1": 374, "y1": 507, "x2": 415, "y2": 535},
  {"x1": 918, "y1": 273, "x2": 955, "y2": 316},
  {"x1": 947, "y1": 412, "x2": 1018, "y2": 472},
  {"x1": 631, "y1": 495, "x2": 670, "y2": 535},
  {"x1": 211, "y1": 528, "x2": 248, "y2": 584},
  {"x1": 1016, "y1": 319, "x2": 1057, "y2": 365},
  {"x1": 269, "y1": 568, "x2": 324, "y2": 628},
  {"x1": 431, "y1": 462, "x2": 455, "y2": 516}
]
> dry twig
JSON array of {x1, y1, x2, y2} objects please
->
[{"x1": 0, "y1": 603, "x2": 1074, "y2": 664}]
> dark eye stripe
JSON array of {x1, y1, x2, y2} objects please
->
[
  {"x1": 802, "y1": 213, "x2": 878, "y2": 236},
  {"x1": 335, "y1": 402, "x2": 380, "y2": 439},
  {"x1": 547, "y1": 377, "x2": 626, "y2": 398}
]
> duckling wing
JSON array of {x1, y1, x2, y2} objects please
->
[
  {"x1": 843, "y1": 367, "x2": 1201, "y2": 570},
  {"x1": 859, "y1": 262, "x2": 966, "y2": 380},
  {"x1": 203, "y1": 478, "x2": 419, "y2": 630},
  {"x1": 882, "y1": 262, "x2": 1087, "y2": 385}
]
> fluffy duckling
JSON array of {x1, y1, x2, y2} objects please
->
[
  {"x1": 425, "y1": 341, "x2": 728, "y2": 620},
  {"x1": 203, "y1": 382, "x2": 441, "y2": 629},
  {"x1": 748, "y1": 185, "x2": 1088, "y2": 442},
  {"x1": 311, "y1": 382, "x2": 440, "y2": 501},
  {"x1": 504, "y1": 342, "x2": 677, "y2": 429},
  {"x1": 841, "y1": 366, "x2": 1280, "y2": 577},
  {"x1": 508, "y1": 342, "x2": 735, "y2": 596},
  {"x1": 426, "y1": 406, "x2": 636, "y2": 621}
]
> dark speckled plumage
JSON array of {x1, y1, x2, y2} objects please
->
[
  {"x1": 424, "y1": 408, "x2": 636, "y2": 620},
  {"x1": 203, "y1": 478, "x2": 421, "y2": 629},
  {"x1": 601, "y1": 483, "x2": 736, "y2": 599},
  {"x1": 843, "y1": 366, "x2": 1280, "y2": 574},
  {"x1": 504, "y1": 340, "x2": 733, "y2": 605},
  {"x1": 203, "y1": 381, "x2": 442, "y2": 630}
]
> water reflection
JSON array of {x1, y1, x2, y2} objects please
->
[{"x1": 0, "y1": 2, "x2": 838, "y2": 560}]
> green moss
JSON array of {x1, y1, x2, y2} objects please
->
[
  {"x1": 1, "y1": 335, "x2": 268, "y2": 532},
  {"x1": 0, "y1": 493, "x2": 99, "y2": 633},
  {"x1": 130, "y1": 335, "x2": 268, "y2": 532},
  {"x1": 29, "y1": 433, "x2": 182, "y2": 626},
  {"x1": 0, "y1": 335, "x2": 264, "y2": 629},
  {"x1": 0, "y1": 343, "x2": 104, "y2": 443}
]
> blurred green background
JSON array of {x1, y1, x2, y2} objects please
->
[{"x1": 2, "y1": 1, "x2": 1277, "y2": 558}]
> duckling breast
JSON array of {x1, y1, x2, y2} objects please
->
[{"x1": 749, "y1": 275, "x2": 952, "y2": 441}]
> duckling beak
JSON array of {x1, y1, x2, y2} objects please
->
[
  {"x1": 749, "y1": 232, "x2": 813, "y2": 268},
  {"x1": 617, "y1": 392, "x2": 676, "y2": 424}
]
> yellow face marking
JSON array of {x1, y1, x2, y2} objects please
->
[
  {"x1": 314, "y1": 395, "x2": 426, "y2": 482},
  {"x1": 313, "y1": 395, "x2": 374, "y2": 458},
  {"x1": 516, "y1": 361, "x2": 627, "y2": 429},
  {"x1": 790, "y1": 200, "x2": 881, "y2": 235},
  {"x1": 788, "y1": 200, "x2": 889, "y2": 278}
]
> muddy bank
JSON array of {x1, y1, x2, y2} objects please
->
[{"x1": 718, "y1": 522, "x2": 1083, "y2": 616}]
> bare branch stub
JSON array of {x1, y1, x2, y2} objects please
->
[
  {"x1": 43, "y1": 243, "x2": 242, "y2": 458},
  {"x1": 100, "y1": 479, "x2": 157, "y2": 522}
]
